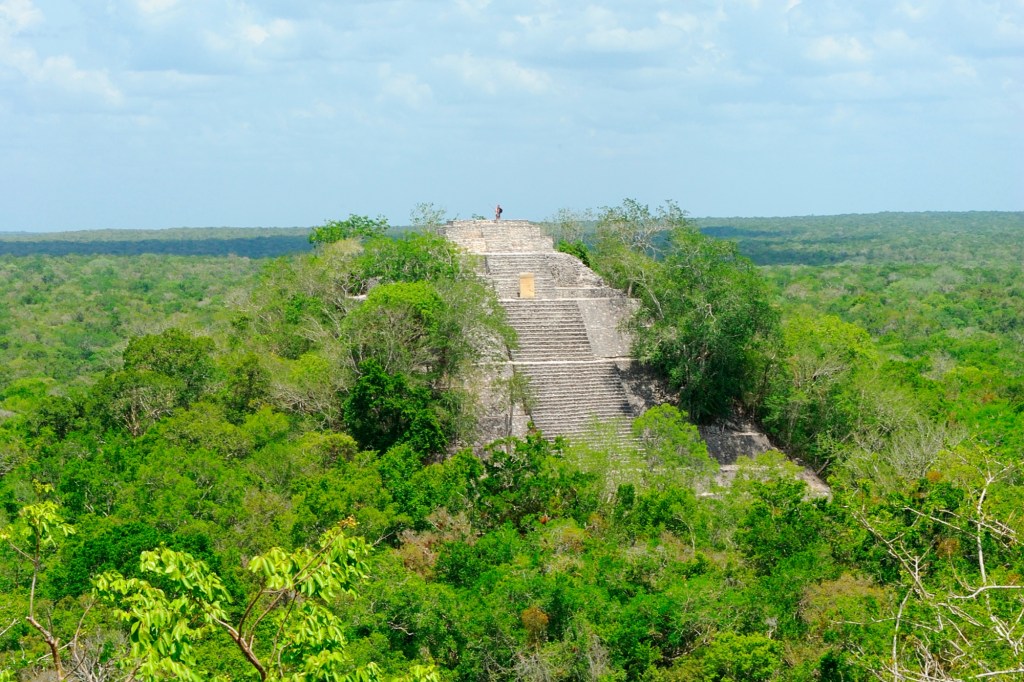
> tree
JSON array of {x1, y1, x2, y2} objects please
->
[
  {"x1": 342, "y1": 359, "x2": 447, "y2": 456},
  {"x1": 846, "y1": 449, "x2": 1024, "y2": 681},
  {"x1": 91, "y1": 368, "x2": 180, "y2": 435},
  {"x1": 761, "y1": 314, "x2": 878, "y2": 466},
  {"x1": 220, "y1": 352, "x2": 271, "y2": 423},
  {"x1": 310, "y1": 215, "x2": 390, "y2": 246},
  {"x1": 542, "y1": 207, "x2": 594, "y2": 246},
  {"x1": 409, "y1": 203, "x2": 449, "y2": 234},
  {"x1": 357, "y1": 233, "x2": 468, "y2": 287},
  {"x1": 594, "y1": 217, "x2": 781, "y2": 422},
  {"x1": 632, "y1": 404, "x2": 717, "y2": 488},
  {"x1": 596, "y1": 198, "x2": 688, "y2": 258},
  {"x1": 0, "y1": 483, "x2": 76, "y2": 681},
  {"x1": 698, "y1": 631, "x2": 783, "y2": 682},
  {"x1": 93, "y1": 520, "x2": 439, "y2": 681},
  {"x1": 122, "y1": 328, "x2": 216, "y2": 405}
]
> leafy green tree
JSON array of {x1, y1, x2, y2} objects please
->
[
  {"x1": 343, "y1": 281, "x2": 463, "y2": 385},
  {"x1": 310, "y1": 215, "x2": 390, "y2": 245},
  {"x1": 342, "y1": 359, "x2": 447, "y2": 456},
  {"x1": 600, "y1": 228, "x2": 780, "y2": 421},
  {"x1": 469, "y1": 432, "x2": 597, "y2": 531},
  {"x1": 0, "y1": 482, "x2": 76, "y2": 680},
  {"x1": 91, "y1": 368, "x2": 180, "y2": 436},
  {"x1": 122, "y1": 328, "x2": 216, "y2": 405},
  {"x1": 555, "y1": 239, "x2": 591, "y2": 267},
  {"x1": 762, "y1": 314, "x2": 877, "y2": 464},
  {"x1": 846, "y1": 450, "x2": 1024, "y2": 681},
  {"x1": 632, "y1": 404, "x2": 716, "y2": 487},
  {"x1": 156, "y1": 402, "x2": 255, "y2": 459},
  {"x1": 290, "y1": 455, "x2": 402, "y2": 545},
  {"x1": 94, "y1": 521, "x2": 438, "y2": 681},
  {"x1": 734, "y1": 476, "x2": 828, "y2": 576},
  {"x1": 596, "y1": 198, "x2": 687, "y2": 257},
  {"x1": 220, "y1": 352, "x2": 271, "y2": 422},
  {"x1": 587, "y1": 200, "x2": 781, "y2": 421},
  {"x1": 357, "y1": 233, "x2": 469, "y2": 286},
  {"x1": 409, "y1": 203, "x2": 449, "y2": 233},
  {"x1": 698, "y1": 631, "x2": 783, "y2": 682}
]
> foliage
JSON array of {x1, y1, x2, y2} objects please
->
[
  {"x1": 409, "y1": 203, "x2": 449, "y2": 233},
  {"x1": 93, "y1": 521, "x2": 438, "y2": 681},
  {"x1": 591, "y1": 204, "x2": 781, "y2": 421},
  {"x1": 541, "y1": 207, "x2": 594, "y2": 246},
  {"x1": 844, "y1": 450, "x2": 1024, "y2": 680},
  {"x1": 358, "y1": 232, "x2": 468, "y2": 285},
  {"x1": 1, "y1": 482, "x2": 77, "y2": 679},
  {"x1": 554, "y1": 239, "x2": 591, "y2": 267},
  {"x1": 632, "y1": 404, "x2": 716, "y2": 487},
  {"x1": 0, "y1": 254, "x2": 256, "y2": 388},
  {"x1": 310, "y1": 215, "x2": 390, "y2": 245},
  {"x1": 2, "y1": 208, "x2": 1023, "y2": 681},
  {"x1": 697, "y1": 211, "x2": 1024, "y2": 267},
  {"x1": 245, "y1": 229, "x2": 512, "y2": 443},
  {"x1": 343, "y1": 360, "x2": 448, "y2": 456},
  {"x1": 596, "y1": 198, "x2": 688, "y2": 258},
  {"x1": 698, "y1": 631, "x2": 784, "y2": 682}
]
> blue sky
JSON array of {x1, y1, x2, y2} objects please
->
[{"x1": 1, "y1": 0, "x2": 1022, "y2": 230}]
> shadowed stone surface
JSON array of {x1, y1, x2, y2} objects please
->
[{"x1": 697, "y1": 420, "x2": 774, "y2": 465}]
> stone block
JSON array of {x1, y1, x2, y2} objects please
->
[{"x1": 519, "y1": 273, "x2": 535, "y2": 298}]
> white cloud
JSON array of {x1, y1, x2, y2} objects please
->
[
  {"x1": 514, "y1": 12, "x2": 553, "y2": 30},
  {"x1": 896, "y1": 2, "x2": 927, "y2": 21},
  {"x1": 0, "y1": 0, "x2": 41, "y2": 32},
  {"x1": 437, "y1": 51, "x2": 553, "y2": 95},
  {"x1": 806, "y1": 35, "x2": 872, "y2": 63},
  {"x1": 456, "y1": 0, "x2": 491, "y2": 16},
  {"x1": 584, "y1": 24, "x2": 674, "y2": 52},
  {"x1": 136, "y1": 0, "x2": 179, "y2": 15},
  {"x1": 5, "y1": 47, "x2": 122, "y2": 103},
  {"x1": 872, "y1": 29, "x2": 920, "y2": 55},
  {"x1": 291, "y1": 100, "x2": 336, "y2": 120},
  {"x1": 576, "y1": 6, "x2": 650, "y2": 52},
  {"x1": 946, "y1": 55, "x2": 977, "y2": 80},
  {"x1": 201, "y1": 14, "x2": 299, "y2": 63},
  {"x1": 242, "y1": 18, "x2": 295, "y2": 46},
  {"x1": 378, "y1": 63, "x2": 433, "y2": 108},
  {"x1": 657, "y1": 11, "x2": 701, "y2": 33},
  {"x1": 0, "y1": 0, "x2": 121, "y2": 104}
]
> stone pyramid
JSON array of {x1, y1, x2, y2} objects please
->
[{"x1": 442, "y1": 219, "x2": 660, "y2": 445}]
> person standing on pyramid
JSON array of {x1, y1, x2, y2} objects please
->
[{"x1": 494, "y1": 204, "x2": 503, "y2": 221}]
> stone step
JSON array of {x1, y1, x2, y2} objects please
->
[
  {"x1": 513, "y1": 361, "x2": 635, "y2": 439},
  {"x1": 504, "y1": 301, "x2": 593, "y2": 361},
  {"x1": 449, "y1": 219, "x2": 639, "y2": 444},
  {"x1": 503, "y1": 300, "x2": 582, "y2": 313}
]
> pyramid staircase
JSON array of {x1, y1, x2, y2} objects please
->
[{"x1": 443, "y1": 219, "x2": 642, "y2": 442}]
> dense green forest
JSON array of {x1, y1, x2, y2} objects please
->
[
  {"x1": 0, "y1": 228, "x2": 312, "y2": 258},
  {"x1": 1, "y1": 208, "x2": 1022, "y2": 681}
]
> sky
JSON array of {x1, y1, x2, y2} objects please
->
[{"x1": 1, "y1": 0, "x2": 1022, "y2": 231}]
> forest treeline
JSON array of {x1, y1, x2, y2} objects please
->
[
  {"x1": 0, "y1": 237, "x2": 312, "y2": 258},
  {"x1": 1, "y1": 206, "x2": 1022, "y2": 680},
  {"x1": 696, "y1": 211, "x2": 1024, "y2": 266},
  {"x1": 5, "y1": 212, "x2": 1020, "y2": 264}
]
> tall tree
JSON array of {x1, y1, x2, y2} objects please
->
[{"x1": 591, "y1": 200, "x2": 781, "y2": 421}]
